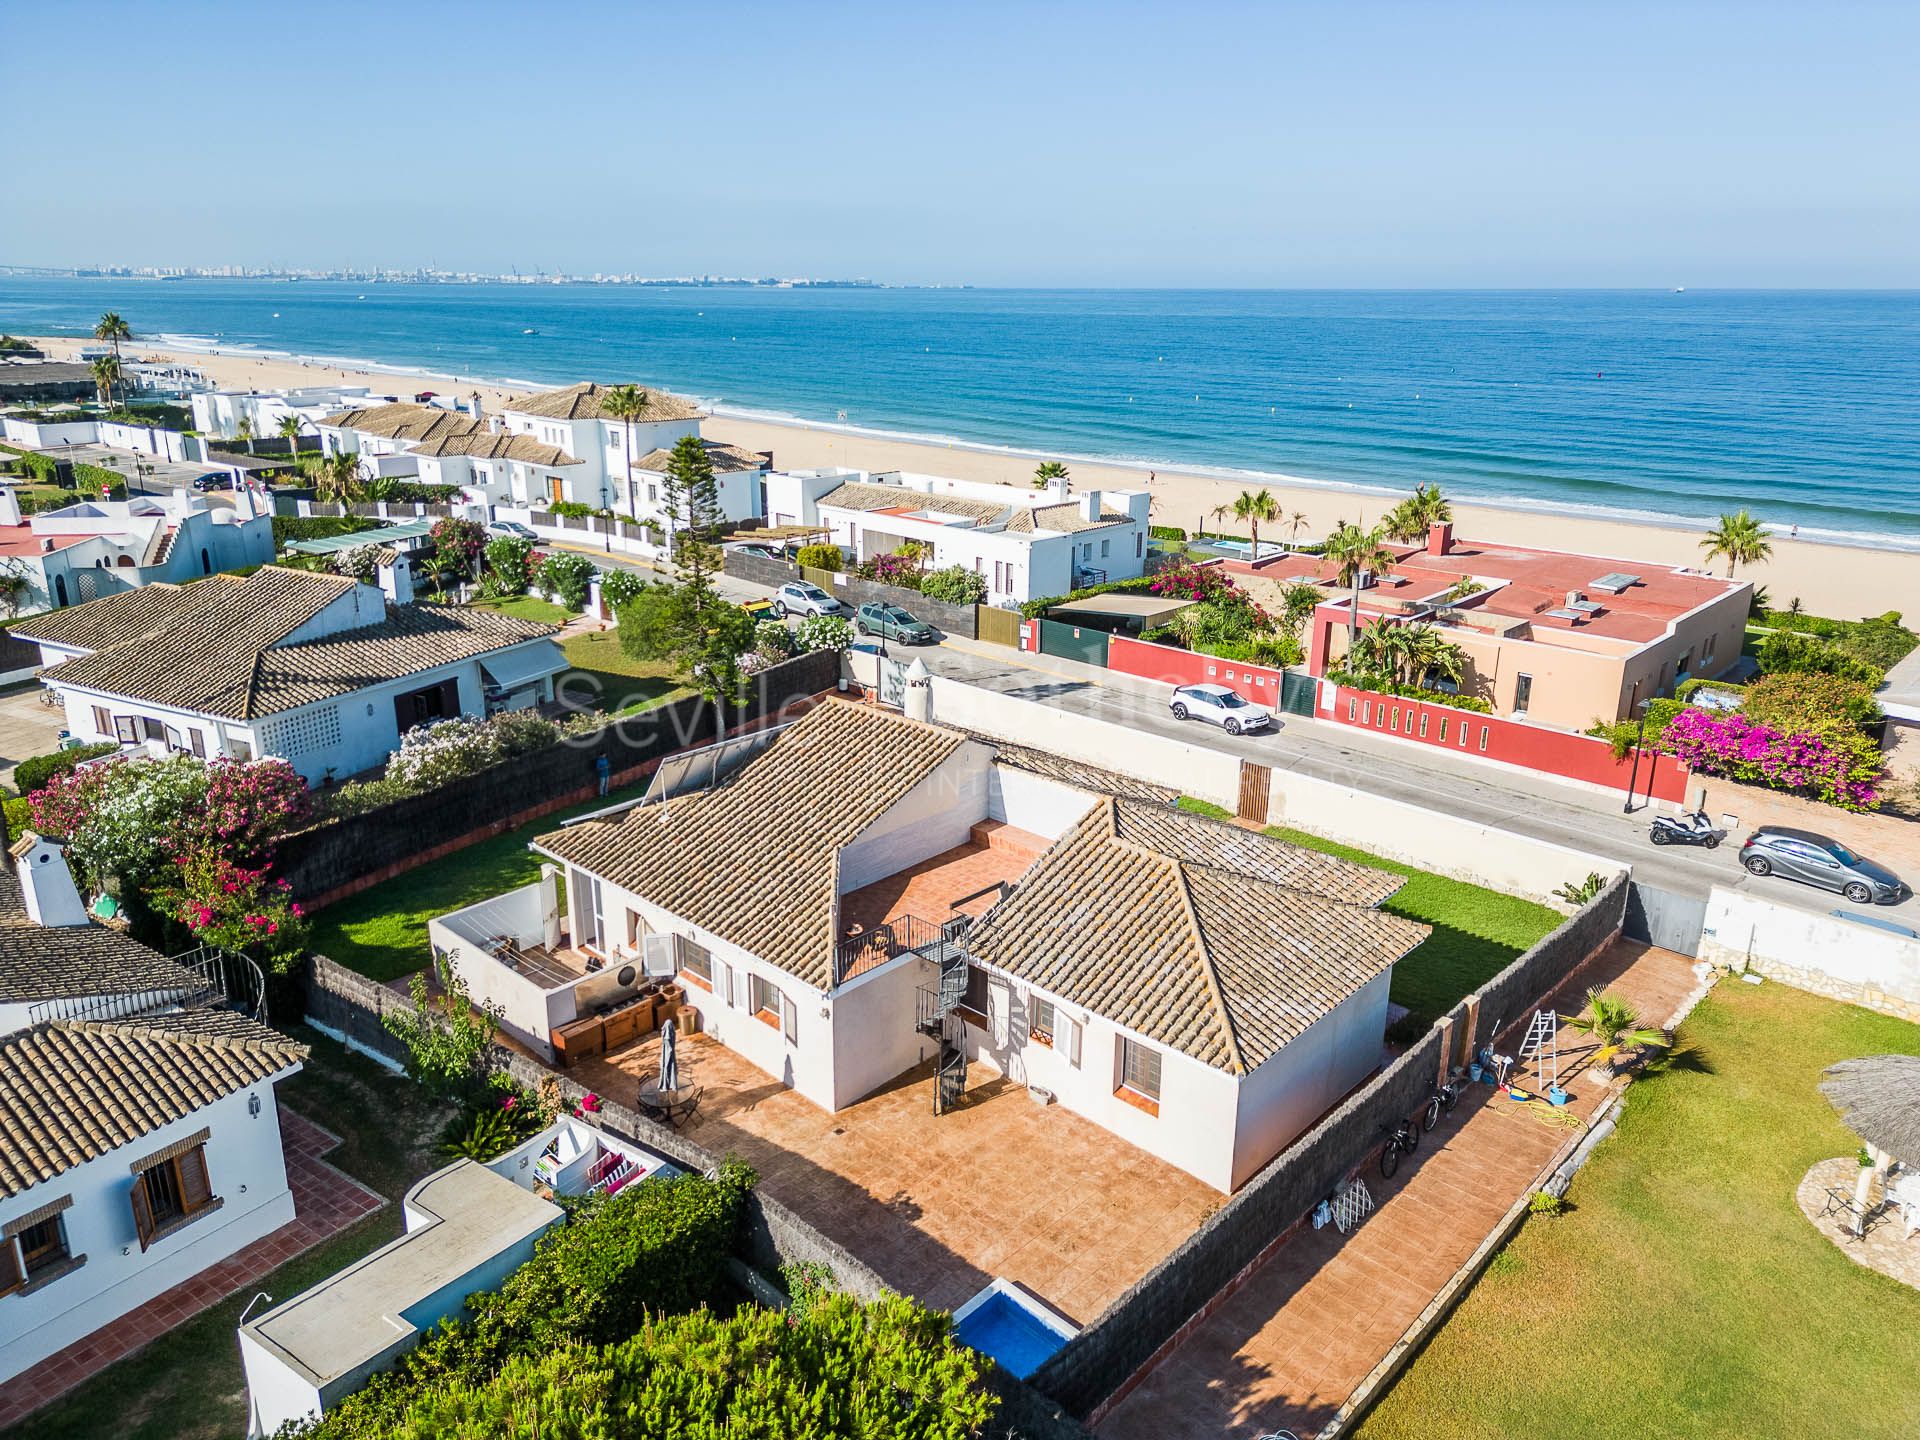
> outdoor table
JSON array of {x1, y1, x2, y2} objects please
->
[{"x1": 637, "y1": 1082, "x2": 702, "y2": 1129}]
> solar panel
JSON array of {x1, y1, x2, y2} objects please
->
[{"x1": 1590, "y1": 572, "x2": 1641, "y2": 593}]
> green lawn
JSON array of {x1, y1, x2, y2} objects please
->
[
  {"x1": 1357, "y1": 981, "x2": 1920, "y2": 1440},
  {"x1": 10, "y1": 1029, "x2": 455, "y2": 1440},
  {"x1": 471, "y1": 594, "x2": 574, "y2": 624},
  {"x1": 561, "y1": 629, "x2": 689, "y2": 714},
  {"x1": 1177, "y1": 798, "x2": 1562, "y2": 1027},
  {"x1": 309, "y1": 778, "x2": 649, "y2": 980}
]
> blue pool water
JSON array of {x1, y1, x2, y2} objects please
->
[{"x1": 953, "y1": 1291, "x2": 1070, "y2": 1378}]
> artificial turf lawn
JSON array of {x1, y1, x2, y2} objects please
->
[
  {"x1": 309, "y1": 779, "x2": 647, "y2": 980},
  {"x1": 1356, "y1": 980, "x2": 1920, "y2": 1440},
  {"x1": 560, "y1": 629, "x2": 689, "y2": 714},
  {"x1": 7, "y1": 1029, "x2": 455, "y2": 1440},
  {"x1": 470, "y1": 593, "x2": 573, "y2": 624},
  {"x1": 1176, "y1": 797, "x2": 1562, "y2": 1025}
]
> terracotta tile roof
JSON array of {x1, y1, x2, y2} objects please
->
[
  {"x1": 0, "y1": 1011, "x2": 305, "y2": 1196},
  {"x1": 1110, "y1": 801, "x2": 1403, "y2": 907},
  {"x1": 11, "y1": 580, "x2": 221, "y2": 653},
  {"x1": 317, "y1": 402, "x2": 481, "y2": 443},
  {"x1": 959, "y1": 731, "x2": 1179, "y2": 804},
  {"x1": 0, "y1": 865, "x2": 197, "y2": 1004},
  {"x1": 816, "y1": 482, "x2": 1011, "y2": 528},
  {"x1": 34, "y1": 568, "x2": 560, "y2": 720},
  {"x1": 535, "y1": 704, "x2": 968, "y2": 991},
  {"x1": 507, "y1": 382, "x2": 702, "y2": 422},
  {"x1": 964, "y1": 799, "x2": 1427, "y2": 1074},
  {"x1": 1004, "y1": 500, "x2": 1134, "y2": 534},
  {"x1": 408, "y1": 432, "x2": 580, "y2": 467},
  {"x1": 632, "y1": 439, "x2": 768, "y2": 474}
]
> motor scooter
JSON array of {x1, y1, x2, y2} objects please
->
[{"x1": 1649, "y1": 810, "x2": 1725, "y2": 848}]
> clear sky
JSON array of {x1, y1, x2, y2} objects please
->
[{"x1": 7, "y1": 0, "x2": 1916, "y2": 287}]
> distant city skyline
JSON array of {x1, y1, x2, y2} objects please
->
[{"x1": 5, "y1": 1, "x2": 1917, "y2": 288}]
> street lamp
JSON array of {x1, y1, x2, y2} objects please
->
[{"x1": 1622, "y1": 698, "x2": 1654, "y2": 814}]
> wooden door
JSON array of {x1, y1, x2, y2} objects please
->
[{"x1": 1236, "y1": 761, "x2": 1272, "y2": 825}]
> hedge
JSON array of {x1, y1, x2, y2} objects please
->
[
  {"x1": 1020, "y1": 573, "x2": 1161, "y2": 619},
  {"x1": 308, "y1": 1161, "x2": 755, "y2": 1438},
  {"x1": 272, "y1": 514, "x2": 387, "y2": 547},
  {"x1": 1149, "y1": 525, "x2": 1187, "y2": 541},
  {"x1": 71, "y1": 462, "x2": 128, "y2": 498},
  {"x1": 0, "y1": 445, "x2": 61, "y2": 484},
  {"x1": 11, "y1": 743, "x2": 119, "y2": 796},
  {"x1": 1326, "y1": 667, "x2": 1494, "y2": 713}
]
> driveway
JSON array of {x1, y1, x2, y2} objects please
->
[{"x1": 0, "y1": 684, "x2": 64, "y2": 791}]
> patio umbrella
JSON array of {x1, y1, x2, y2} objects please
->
[
  {"x1": 659, "y1": 1018, "x2": 679, "y2": 1093},
  {"x1": 1820, "y1": 1054, "x2": 1920, "y2": 1234}
]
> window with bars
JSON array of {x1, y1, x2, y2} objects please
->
[
  {"x1": 1118, "y1": 1037, "x2": 1162, "y2": 1104},
  {"x1": 130, "y1": 1140, "x2": 217, "y2": 1251},
  {"x1": 748, "y1": 972, "x2": 784, "y2": 1025},
  {"x1": 0, "y1": 1204, "x2": 74, "y2": 1296}
]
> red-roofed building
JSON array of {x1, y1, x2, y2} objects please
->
[{"x1": 1265, "y1": 523, "x2": 1751, "y2": 730}]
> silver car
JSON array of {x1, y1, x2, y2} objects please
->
[
  {"x1": 772, "y1": 581, "x2": 842, "y2": 618},
  {"x1": 1738, "y1": 827, "x2": 1906, "y2": 905}
]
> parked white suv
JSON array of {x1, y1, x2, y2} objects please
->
[
  {"x1": 772, "y1": 581, "x2": 842, "y2": 618},
  {"x1": 1168, "y1": 683, "x2": 1274, "y2": 735}
]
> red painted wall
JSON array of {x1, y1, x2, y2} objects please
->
[
  {"x1": 1106, "y1": 633, "x2": 1291, "y2": 703},
  {"x1": 1326, "y1": 684, "x2": 1691, "y2": 802}
]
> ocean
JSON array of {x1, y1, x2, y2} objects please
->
[{"x1": 5, "y1": 278, "x2": 1917, "y2": 546}]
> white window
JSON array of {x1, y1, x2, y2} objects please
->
[
  {"x1": 1030, "y1": 996, "x2": 1056, "y2": 1045},
  {"x1": 1118, "y1": 1037, "x2": 1161, "y2": 1105},
  {"x1": 748, "y1": 972, "x2": 784, "y2": 1025},
  {"x1": 1101, "y1": 538, "x2": 1111, "y2": 558},
  {"x1": 676, "y1": 934, "x2": 712, "y2": 985}
]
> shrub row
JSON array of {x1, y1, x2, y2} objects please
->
[
  {"x1": 1326, "y1": 667, "x2": 1494, "y2": 713},
  {"x1": 1020, "y1": 572, "x2": 1160, "y2": 620},
  {"x1": 271, "y1": 515, "x2": 386, "y2": 547}
]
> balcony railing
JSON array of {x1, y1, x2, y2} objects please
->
[
  {"x1": 26, "y1": 944, "x2": 268, "y2": 1027},
  {"x1": 834, "y1": 912, "x2": 973, "y2": 988}
]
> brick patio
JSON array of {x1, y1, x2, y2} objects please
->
[
  {"x1": 0, "y1": 1108, "x2": 386, "y2": 1430},
  {"x1": 575, "y1": 1030, "x2": 1218, "y2": 1321},
  {"x1": 838, "y1": 822, "x2": 1049, "y2": 937},
  {"x1": 1096, "y1": 940, "x2": 1703, "y2": 1440}
]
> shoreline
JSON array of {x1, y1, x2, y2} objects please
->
[{"x1": 24, "y1": 333, "x2": 1918, "y2": 618}]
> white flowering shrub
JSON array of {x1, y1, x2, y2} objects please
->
[
  {"x1": 383, "y1": 712, "x2": 560, "y2": 791},
  {"x1": 795, "y1": 614, "x2": 853, "y2": 653}
]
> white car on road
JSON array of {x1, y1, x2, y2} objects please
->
[
  {"x1": 486, "y1": 520, "x2": 538, "y2": 541},
  {"x1": 1168, "y1": 683, "x2": 1274, "y2": 735},
  {"x1": 771, "y1": 582, "x2": 843, "y2": 618}
]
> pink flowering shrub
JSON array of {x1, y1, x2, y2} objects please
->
[
  {"x1": 196, "y1": 758, "x2": 312, "y2": 866},
  {"x1": 1663, "y1": 707, "x2": 1882, "y2": 811},
  {"x1": 1148, "y1": 560, "x2": 1243, "y2": 605},
  {"x1": 156, "y1": 849, "x2": 308, "y2": 971}
]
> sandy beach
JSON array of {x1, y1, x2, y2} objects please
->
[{"x1": 30, "y1": 334, "x2": 1916, "y2": 620}]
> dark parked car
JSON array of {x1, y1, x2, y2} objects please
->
[
  {"x1": 1738, "y1": 827, "x2": 1907, "y2": 905},
  {"x1": 854, "y1": 602, "x2": 937, "y2": 645}
]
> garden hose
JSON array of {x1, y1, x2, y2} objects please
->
[{"x1": 1509, "y1": 1095, "x2": 1587, "y2": 1131}]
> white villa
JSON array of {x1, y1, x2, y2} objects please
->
[
  {"x1": 0, "y1": 486, "x2": 275, "y2": 614},
  {"x1": 0, "y1": 836, "x2": 306, "y2": 1387},
  {"x1": 313, "y1": 382, "x2": 769, "y2": 527},
  {"x1": 15, "y1": 565, "x2": 566, "y2": 785},
  {"x1": 438, "y1": 702, "x2": 1423, "y2": 1193},
  {"x1": 764, "y1": 468, "x2": 1151, "y2": 604},
  {"x1": 191, "y1": 385, "x2": 381, "y2": 447}
]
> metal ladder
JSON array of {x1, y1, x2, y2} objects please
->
[{"x1": 1517, "y1": 1009, "x2": 1559, "y2": 1091}]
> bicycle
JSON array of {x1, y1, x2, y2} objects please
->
[
  {"x1": 1379, "y1": 1116, "x2": 1419, "y2": 1178},
  {"x1": 1420, "y1": 1075, "x2": 1463, "y2": 1132}
]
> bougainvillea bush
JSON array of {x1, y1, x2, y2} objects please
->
[
  {"x1": 1148, "y1": 559, "x2": 1247, "y2": 606},
  {"x1": 1663, "y1": 707, "x2": 1883, "y2": 811},
  {"x1": 155, "y1": 850, "x2": 307, "y2": 972}
]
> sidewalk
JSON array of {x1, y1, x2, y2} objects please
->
[{"x1": 1094, "y1": 940, "x2": 1704, "y2": 1440}]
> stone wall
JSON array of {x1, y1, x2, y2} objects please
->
[
  {"x1": 1698, "y1": 885, "x2": 1920, "y2": 1022},
  {"x1": 279, "y1": 650, "x2": 836, "y2": 907},
  {"x1": 1029, "y1": 879, "x2": 1629, "y2": 1419}
]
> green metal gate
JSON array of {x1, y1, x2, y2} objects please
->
[
  {"x1": 1278, "y1": 670, "x2": 1319, "y2": 717},
  {"x1": 1037, "y1": 618, "x2": 1110, "y2": 667}
]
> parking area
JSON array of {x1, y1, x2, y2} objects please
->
[{"x1": 0, "y1": 683, "x2": 65, "y2": 789}]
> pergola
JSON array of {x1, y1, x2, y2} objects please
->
[{"x1": 1820, "y1": 1054, "x2": 1920, "y2": 1235}]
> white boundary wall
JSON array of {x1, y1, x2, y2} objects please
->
[{"x1": 1698, "y1": 887, "x2": 1920, "y2": 1022}]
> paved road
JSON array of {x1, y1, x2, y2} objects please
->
[{"x1": 0, "y1": 685, "x2": 69, "y2": 790}]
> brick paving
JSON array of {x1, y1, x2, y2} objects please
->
[
  {"x1": 1097, "y1": 940, "x2": 1702, "y2": 1440},
  {"x1": 0, "y1": 1108, "x2": 386, "y2": 1430},
  {"x1": 838, "y1": 823, "x2": 1048, "y2": 937},
  {"x1": 576, "y1": 1031, "x2": 1218, "y2": 1320}
]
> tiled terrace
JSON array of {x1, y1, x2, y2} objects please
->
[
  {"x1": 0, "y1": 1109, "x2": 385, "y2": 1429},
  {"x1": 575, "y1": 1030, "x2": 1218, "y2": 1321},
  {"x1": 1096, "y1": 940, "x2": 1703, "y2": 1440},
  {"x1": 838, "y1": 822, "x2": 1048, "y2": 937}
]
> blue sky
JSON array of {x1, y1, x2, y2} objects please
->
[{"x1": 7, "y1": 1, "x2": 1916, "y2": 286}]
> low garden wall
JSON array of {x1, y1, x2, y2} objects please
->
[
  {"x1": 1028, "y1": 877, "x2": 1630, "y2": 1420},
  {"x1": 301, "y1": 954, "x2": 1089, "y2": 1440},
  {"x1": 279, "y1": 649, "x2": 836, "y2": 907},
  {"x1": 719, "y1": 550, "x2": 981, "y2": 639}
]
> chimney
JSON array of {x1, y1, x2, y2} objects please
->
[
  {"x1": 0, "y1": 488, "x2": 20, "y2": 526},
  {"x1": 903, "y1": 658, "x2": 933, "y2": 723},
  {"x1": 377, "y1": 553, "x2": 414, "y2": 606},
  {"x1": 40, "y1": 537, "x2": 54, "y2": 554},
  {"x1": 1078, "y1": 489, "x2": 1104, "y2": 521},
  {"x1": 10, "y1": 833, "x2": 89, "y2": 928},
  {"x1": 469, "y1": 391, "x2": 484, "y2": 425},
  {"x1": 1051, "y1": 473, "x2": 1070, "y2": 502},
  {"x1": 1427, "y1": 521, "x2": 1453, "y2": 556},
  {"x1": 1566, "y1": 589, "x2": 1582, "y2": 608}
]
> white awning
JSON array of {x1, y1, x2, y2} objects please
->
[{"x1": 480, "y1": 641, "x2": 565, "y2": 693}]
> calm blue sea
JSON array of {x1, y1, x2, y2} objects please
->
[{"x1": 5, "y1": 278, "x2": 1917, "y2": 545}]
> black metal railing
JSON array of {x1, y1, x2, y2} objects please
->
[
  {"x1": 833, "y1": 912, "x2": 946, "y2": 987},
  {"x1": 25, "y1": 944, "x2": 267, "y2": 1027}
]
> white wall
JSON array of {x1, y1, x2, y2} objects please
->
[
  {"x1": 0, "y1": 1078, "x2": 299, "y2": 1383},
  {"x1": 836, "y1": 744, "x2": 993, "y2": 892},
  {"x1": 830, "y1": 952, "x2": 939, "y2": 1108},
  {"x1": 1698, "y1": 887, "x2": 1920, "y2": 1022},
  {"x1": 987, "y1": 765, "x2": 1096, "y2": 840}
]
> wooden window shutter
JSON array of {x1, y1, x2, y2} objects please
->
[
  {"x1": 0, "y1": 1239, "x2": 23, "y2": 1295},
  {"x1": 179, "y1": 1146, "x2": 213, "y2": 1213},
  {"x1": 130, "y1": 1175, "x2": 157, "y2": 1251},
  {"x1": 782, "y1": 993, "x2": 798, "y2": 1045},
  {"x1": 1066, "y1": 1017, "x2": 1083, "y2": 1068}
]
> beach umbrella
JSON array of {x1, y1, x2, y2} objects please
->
[
  {"x1": 1820, "y1": 1054, "x2": 1920, "y2": 1233},
  {"x1": 660, "y1": 1018, "x2": 679, "y2": 1093}
]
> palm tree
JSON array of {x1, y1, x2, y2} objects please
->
[
  {"x1": 600, "y1": 384, "x2": 649, "y2": 520},
  {"x1": 1348, "y1": 618, "x2": 1411, "y2": 682},
  {"x1": 1701, "y1": 509, "x2": 1772, "y2": 578},
  {"x1": 94, "y1": 311, "x2": 131, "y2": 365},
  {"x1": 1034, "y1": 460, "x2": 1070, "y2": 492},
  {"x1": 313, "y1": 451, "x2": 363, "y2": 504},
  {"x1": 88, "y1": 355, "x2": 122, "y2": 406},
  {"x1": 1323, "y1": 521, "x2": 1398, "y2": 645},
  {"x1": 236, "y1": 417, "x2": 255, "y2": 454},
  {"x1": 1211, "y1": 488, "x2": 1282, "y2": 558},
  {"x1": 1287, "y1": 510, "x2": 1309, "y2": 547},
  {"x1": 1399, "y1": 622, "x2": 1466, "y2": 689},
  {"x1": 1562, "y1": 989, "x2": 1669, "y2": 1081},
  {"x1": 278, "y1": 414, "x2": 307, "y2": 455}
]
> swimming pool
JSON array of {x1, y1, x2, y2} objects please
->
[{"x1": 951, "y1": 1279, "x2": 1079, "y2": 1379}]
